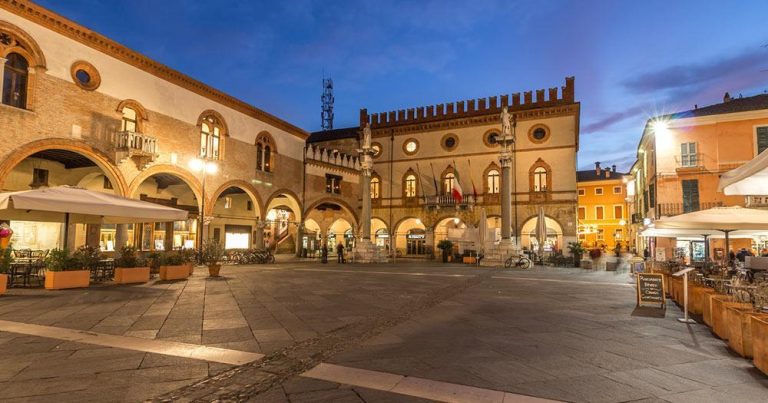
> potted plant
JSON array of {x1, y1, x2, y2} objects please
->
[
  {"x1": 44, "y1": 248, "x2": 90, "y2": 290},
  {"x1": 114, "y1": 246, "x2": 150, "y2": 284},
  {"x1": 437, "y1": 240, "x2": 453, "y2": 263},
  {"x1": 567, "y1": 242, "x2": 586, "y2": 268},
  {"x1": 0, "y1": 245, "x2": 12, "y2": 295},
  {"x1": 201, "y1": 240, "x2": 225, "y2": 277},
  {"x1": 158, "y1": 250, "x2": 189, "y2": 281},
  {"x1": 180, "y1": 248, "x2": 196, "y2": 275}
]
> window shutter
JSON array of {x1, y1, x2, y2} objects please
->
[{"x1": 757, "y1": 127, "x2": 768, "y2": 154}]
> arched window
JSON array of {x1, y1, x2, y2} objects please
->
[
  {"x1": 256, "y1": 143, "x2": 263, "y2": 170},
  {"x1": 121, "y1": 106, "x2": 137, "y2": 132},
  {"x1": 3, "y1": 52, "x2": 28, "y2": 108},
  {"x1": 533, "y1": 167, "x2": 548, "y2": 192},
  {"x1": 256, "y1": 131, "x2": 276, "y2": 173},
  {"x1": 371, "y1": 177, "x2": 380, "y2": 199},
  {"x1": 487, "y1": 169, "x2": 500, "y2": 194},
  {"x1": 443, "y1": 173, "x2": 455, "y2": 195},
  {"x1": 405, "y1": 174, "x2": 417, "y2": 198},
  {"x1": 264, "y1": 145, "x2": 271, "y2": 172},
  {"x1": 200, "y1": 115, "x2": 223, "y2": 160}
]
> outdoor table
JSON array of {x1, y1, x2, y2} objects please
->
[{"x1": 9, "y1": 257, "x2": 42, "y2": 287}]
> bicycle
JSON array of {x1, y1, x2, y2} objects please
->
[{"x1": 504, "y1": 254, "x2": 532, "y2": 269}]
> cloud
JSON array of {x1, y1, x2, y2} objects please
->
[
  {"x1": 582, "y1": 104, "x2": 647, "y2": 134},
  {"x1": 623, "y1": 48, "x2": 767, "y2": 94}
]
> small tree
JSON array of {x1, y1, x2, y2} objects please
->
[
  {"x1": 45, "y1": 248, "x2": 77, "y2": 272},
  {"x1": 201, "y1": 240, "x2": 225, "y2": 267},
  {"x1": 567, "y1": 242, "x2": 586, "y2": 267},
  {"x1": 437, "y1": 240, "x2": 454, "y2": 263}
]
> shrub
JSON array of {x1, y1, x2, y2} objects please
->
[
  {"x1": 115, "y1": 246, "x2": 146, "y2": 268},
  {"x1": 568, "y1": 241, "x2": 586, "y2": 257},
  {"x1": 0, "y1": 246, "x2": 12, "y2": 274},
  {"x1": 437, "y1": 240, "x2": 453, "y2": 251},
  {"x1": 73, "y1": 245, "x2": 102, "y2": 269},
  {"x1": 201, "y1": 240, "x2": 225, "y2": 266},
  {"x1": 45, "y1": 248, "x2": 77, "y2": 272},
  {"x1": 159, "y1": 251, "x2": 184, "y2": 266}
]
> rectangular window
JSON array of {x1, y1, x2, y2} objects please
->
[
  {"x1": 247, "y1": 200, "x2": 253, "y2": 211},
  {"x1": 578, "y1": 207, "x2": 586, "y2": 220},
  {"x1": 648, "y1": 184, "x2": 655, "y2": 206},
  {"x1": 757, "y1": 126, "x2": 768, "y2": 155},
  {"x1": 32, "y1": 168, "x2": 48, "y2": 187},
  {"x1": 597, "y1": 228, "x2": 604, "y2": 241},
  {"x1": 578, "y1": 189, "x2": 585, "y2": 196},
  {"x1": 326, "y1": 174, "x2": 342, "y2": 194},
  {"x1": 614, "y1": 229, "x2": 623, "y2": 240},
  {"x1": 595, "y1": 206, "x2": 604, "y2": 220},
  {"x1": 614, "y1": 205, "x2": 623, "y2": 219},
  {"x1": 224, "y1": 197, "x2": 232, "y2": 209},
  {"x1": 594, "y1": 187, "x2": 603, "y2": 195},
  {"x1": 613, "y1": 186, "x2": 622, "y2": 194},
  {"x1": 680, "y1": 142, "x2": 697, "y2": 167},
  {"x1": 682, "y1": 179, "x2": 700, "y2": 213}
]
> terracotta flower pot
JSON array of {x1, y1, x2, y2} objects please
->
[
  {"x1": 159, "y1": 265, "x2": 189, "y2": 281},
  {"x1": 0, "y1": 273, "x2": 7, "y2": 295},
  {"x1": 45, "y1": 270, "x2": 90, "y2": 290},
  {"x1": 727, "y1": 309, "x2": 768, "y2": 358},
  {"x1": 207, "y1": 264, "x2": 221, "y2": 277},
  {"x1": 752, "y1": 315, "x2": 768, "y2": 376},
  {"x1": 114, "y1": 267, "x2": 150, "y2": 284}
]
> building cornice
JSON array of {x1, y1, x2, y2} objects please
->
[
  {"x1": 371, "y1": 103, "x2": 579, "y2": 137},
  {"x1": 0, "y1": 0, "x2": 308, "y2": 140}
]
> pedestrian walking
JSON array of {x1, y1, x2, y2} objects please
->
[{"x1": 337, "y1": 242, "x2": 345, "y2": 263}]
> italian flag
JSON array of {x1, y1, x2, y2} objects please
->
[{"x1": 452, "y1": 166, "x2": 463, "y2": 203}]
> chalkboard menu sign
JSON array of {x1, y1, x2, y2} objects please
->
[{"x1": 637, "y1": 273, "x2": 665, "y2": 308}]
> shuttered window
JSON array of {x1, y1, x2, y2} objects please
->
[
  {"x1": 682, "y1": 179, "x2": 700, "y2": 213},
  {"x1": 757, "y1": 127, "x2": 768, "y2": 155}
]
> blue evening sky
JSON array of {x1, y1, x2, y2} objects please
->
[{"x1": 38, "y1": 0, "x2": 768, "y2": 171}]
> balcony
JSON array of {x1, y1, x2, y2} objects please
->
[
  {"x1": 656, "y1": 201, "x2": 724, "y2": 217},
  {"x1": 424, "y1": 194, "x2": 476, "y2": 210},
  {"x1": 115, "y1": 131, "x2": 157, "y2": 168},
  {"x1": 673, "y1": 153, "x2": 705, "y2": 170}
]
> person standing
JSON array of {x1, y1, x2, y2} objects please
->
[
  {"x1": 337, "y1": 242, "x2": 345, "y2": 263},
  {"x1": 321, "y1": 243, "x2": 328, "y2": 264}
]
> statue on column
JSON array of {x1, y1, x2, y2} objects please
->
[
  {"x1": 501, "y1": 106, "x2": 512, "y2": 137},
  {"x1": 362, "y1": 122, "x2": 372, "y2": 149}
]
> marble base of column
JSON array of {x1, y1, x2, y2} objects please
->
[
  {"x1": 353, "y1": 238, "x2": 387, "y2": 263},
  {"x1": 479, "y1": 238, "x2": 519, "y2": 267}
]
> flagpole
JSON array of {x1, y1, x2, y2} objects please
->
[
  {"x1": 430, "y1": 162, "x2": 439, "y2": 196},
  {"x1": 416, "y1": 162, "x2": 427, "y2": 205},
  {"x1": 467, "y1": 158, "x2": 478, "y2": 202}
]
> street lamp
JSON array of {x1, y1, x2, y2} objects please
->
[{"x1": 189, "y1": 157, "x2": 218, "y2": 260}]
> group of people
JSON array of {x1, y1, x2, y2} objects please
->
[{"x1": 320, "y1": 242, "x2": 349, "y2": 264}]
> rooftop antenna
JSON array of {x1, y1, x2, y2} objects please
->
[{"x1": 321, "y1": 73, "x2": 334, "y2": 131}]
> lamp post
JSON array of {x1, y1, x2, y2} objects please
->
[{"x1": 189, "y1": 157, "x2": 218, "y2": 261}]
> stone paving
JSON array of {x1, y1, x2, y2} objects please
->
[{"x1": 0, "y1": 262, "x2": 765, "y2": 402}]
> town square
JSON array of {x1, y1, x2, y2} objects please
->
[{"x1": 0, "y1": 1, "x2": 767, "y2": 402}]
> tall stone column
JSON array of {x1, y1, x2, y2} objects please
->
[
  {"x1": 500, "y1": 154, "x2": 512, "y2": 242},
  {"x1": 361, "y1": 169, "x2": 372, "y2": 240},
  {"x1": 353, "y1": 122, "x2": 380, "y2": 263},
  {"x1": 254, "y1": 220, "x2": 265, "y2": 249},
  {"x1": 295, "y1": 223, "x2": 304, "y2": 256},
  {"x1": 115, "y1": 224, "x2": 128, "y2": 250}
]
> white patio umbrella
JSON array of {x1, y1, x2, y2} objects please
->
[
  {"x1": 653, "y1": 206, "x2": 768, "y2": 261},
  {"x1": 535, "y1": 207, "x2": 546, "y2": 262},
  {"x1": 0, "y1": 186, "x2": 189, "y2": 246},
  {"x1": 478, "y1": 208, "x2": 487, "y2": 248},
  {"x1": 718, "y1": 149, "x2": 768, "y2": 196}
]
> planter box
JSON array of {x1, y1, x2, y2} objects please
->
[
  {"x1": 713, "y1": 297, "x2": 750, "y2": 340},
  {"x1": 752, "y1": 315, "x2": 768, "y2": 376},
  {"x1": 702, "y1": 290, "x2": 720, "y2": 326},
  {"x1": 581, "y1": 259, "x2": 592, "y2": 269},
  {"x1": 727, "y1": 309, "x2": 768, "y2": 358},
  {"x1": 45, "y1": 270, "x2": 90, "y2": 290},
  {"x1": 114, "y1": 267, "x2": 150, "y2": 284},
  {"x1": 186, "y1": 262, "x2": 194, "y2": 276},
  {"x1": 462, "y1": 257, "x2": 477, "y2": 264},
  {"x1": 709, "y1": 294, "x2": 734, "y2": 334},
  {"x1": 159, "y1": 265, "x2": 189, "y2": 281},
  {"x1": 0, "y1": 273, "x2": 6, "y2": 295},
  {"x1": 689, "y1": 286, "x2": 708, "y2": 315}
]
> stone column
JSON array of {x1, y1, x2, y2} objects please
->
[
  {"x1": 500, "y1": 152, "x2": 512, "y2": 241},
  {"x1": 85, "y1": 224, "x2": 101, "y2": 248},
  {"x1": 295, "y1": 223, "x2": 304, "y2": 256},
  {"x1": 254, "y1": 220, "x2": 265, "y2": 249},
  {"x1": 425, "y1": 227, "x2": 435, "y2": 257},
  {"x1": 114, "y1": 224, "x2": 129, "y2": 250},
  {"x1": 164, "y1": 222, "x2": 174, "y2": 251},
  {"x1": 361, "y1": 169, "x2": 372, "y2": 240}
]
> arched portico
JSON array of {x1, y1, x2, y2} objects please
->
[{"x1": 520, "y1": 215, "x2": 565, "y2": 253}]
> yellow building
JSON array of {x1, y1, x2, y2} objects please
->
[{"x1": 577, "y1": 163, "x2": 629, "y2": 250}]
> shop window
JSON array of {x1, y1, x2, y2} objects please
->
[
  {"x1": 326, "y1": 174, "x2": 342, "y2": 194},
  {"x1": 3, "y1": 53, "x2": 28, "y2": 108}
]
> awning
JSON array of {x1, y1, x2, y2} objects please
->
[
  {"x1": 718, "y1": 149, "x2": 768, "y2": 195},
  {"x1": 653, "y1": 206, "x2": 768, "y2": 231},
  {"x1": 0, "y1": 186, "x2": 188, "y2": 224}
]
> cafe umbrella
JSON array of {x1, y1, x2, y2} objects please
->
[
  {"x1": 535, "y1": 207, "x2": 547, "y2": 263},
  {"x1": 0, "y1": 186, "x2": 189, "y2": 247},
  {"x1": 718, "y1": 148, "x2": 768, "y2": 196}
]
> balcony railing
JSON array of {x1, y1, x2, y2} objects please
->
[
  {"x1": 115, "y1": 131, "x2": 158, "y2": 168},
  {"x1": 424, "y1": 193, "x2": 476, "y2": 209},
  {"x1": 656, "y1": 201, "x2": 724, "y2": 217},
  {"x1": 674, "y1": 153, "x2": 705, "y2": 169}
]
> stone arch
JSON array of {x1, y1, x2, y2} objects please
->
[
  {"x1": 393, "y1": 216, "x2": 427, "y2": 255},
  {"x1": 304, "y1": 197, "x2": 358, "y2": 228},
  {"x1": 207, "y1": 179, "x2": 264, "y2": 217},
  {"x1": 266, "y1": 188, "x2": 303, "y2": 222},
  {"x1": 0, "y1": 21, "x2": 46, "y2": 68},
  {"x1": 128, "y1": 164, "x2": 202, "y2": 207},
  {"x1": 0, "y1": 138, "x2": 128, "y2": 196},
  {"x1": 519, "y1": 214, "x2": 565, "y2": 251}
]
